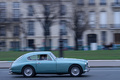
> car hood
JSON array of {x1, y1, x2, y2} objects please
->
[{"x1": 56, "y1": 58, "x2": 88, "y2": 63}]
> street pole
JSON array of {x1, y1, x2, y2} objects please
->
[{"x1": 59, "y1": 29, "x2": 63, "y2": 57}]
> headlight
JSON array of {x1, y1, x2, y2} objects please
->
[{"x1": 85, "y1": 63, "x2": 88, "y2": 68}]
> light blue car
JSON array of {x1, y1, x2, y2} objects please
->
[{"x1": 9, "y1": 51, "x2": 90, "y2": 77}]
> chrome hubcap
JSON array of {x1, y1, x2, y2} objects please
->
[
  {"x1": 71, "y1": 67, "x2": 80, "y2": 76},
  {"x1": 24, "y1": 67, "x2": 33, "y2": 76}
]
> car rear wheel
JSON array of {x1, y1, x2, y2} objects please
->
[
  {"x1": 69, "y1": 65, "x2": 82, "y2": 77},
  {"x1": 22, "y1": 66, "x2": 36, "y2": 77}
]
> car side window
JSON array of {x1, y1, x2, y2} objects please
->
[
  {"x1": 38, "y1": 54, "x2": 52, "y2": 61},
  {"x1": 28, "y1": 55, "x2": 38, "y2": 60}
]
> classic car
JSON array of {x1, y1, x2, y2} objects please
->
[{"x1": 9, "y1": 51, "x2": 90, "y2": 77}]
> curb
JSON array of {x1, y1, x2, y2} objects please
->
[
  {"x1": 0, "y1": 61, "x2": 13, "y2": 69},
  {"x1": 90, "y1": 66, "x2": 120, "y2": 68},
  {"x1": 88, "y1": 60, "x2": 120, "y2": 61},
  {"x1": 0, "y1": 67, "x2": 10, "y2": 69},
  {"x1": 0, "y1": 61, "x2": 14, "y2": 62},
  {"x1": 88, "y1": 60, "x2": 120, "y2": 67}
]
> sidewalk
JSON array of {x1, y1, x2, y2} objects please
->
[
  {"x1": 88, "y1": 60, "x2": 120, "y2": 67},
  {"x1": 0, "y1": 60, "x2": 120, "y2": 69},
  {"x1": 0, "y1": 61, "x2": 13, "y2": 69}
]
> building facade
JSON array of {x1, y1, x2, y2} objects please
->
[
  {"x1": 80, "y1": 0, "x2": 120, "y2": 47},
  {"x1": 0, "y1": 0, "x2": 120, "y2": 51}
]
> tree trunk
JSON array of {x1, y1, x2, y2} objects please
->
[
  {"x1": 44, "y1": 34, "x2": 47, "y2": 51},
  {"x1": 74, "y1": 36, "x2": 78, "y2": 50}
]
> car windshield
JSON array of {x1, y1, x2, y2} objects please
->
[{"x1": 50, "y1": 53, "x2": 56, "y2": 60}]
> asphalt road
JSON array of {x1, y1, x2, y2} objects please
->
[{"x1": 0, "y1": 68, "x2": 120, "y2": 80}]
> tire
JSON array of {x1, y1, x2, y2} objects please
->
[
  {"x1": 69, "y1": 65, "x2": 82, "y2": 77},
  {"x1": 22, "y1": 66, "x2": 36, "y2": 77}
]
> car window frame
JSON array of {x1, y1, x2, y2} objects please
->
[
  {"x1": 50, "y1": 53, "x2": 56, "y2": 60},
  {"x1": 27, "y1": 54, "x2": 54, "y2": 61}
]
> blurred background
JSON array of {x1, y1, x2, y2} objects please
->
[{"x1": 0, "y1": 0, "x2": 120, "y2": 52}]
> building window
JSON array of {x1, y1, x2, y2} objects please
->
[
  {"x1": 60, "y1": 20, "x2": 67, "y2": 35},
  {"x1": 0, "y1": 2, "x2": 6, "y2": 22},
  {"x1": 27, "y1": 39, "x2": 34, "y2": 48},
  {"x1": 89, "y1": 0, "x2": 95, "y2": 5},
  {"x1": 60, "y1": 5, "x2": 66, "y2": 15},
  {"x1": 0, "y1": 41, "x2": 6, "y2": 47},
  {"x1": 28, "y1": 5, "x2": 34, "y2": 16},
  {"x1": 114, "y1": 12, "x2": 120, "y2": 28},
  {"x1": 100, "y1": 11, "x2": 107, "y2": 28},
  {"x1": 89, "y1": 11, "x2": 96, "y2": 28},
  {"x1": 44, "y1": 5, "x2": 50, "y2": 16},
  {"x1": 10, "y1": 41, "x2": 20, "y2": 49},
  {"x1": 27, "y1": 21, "x2": 35, "y2": 36},
  {"x1": 43, "y1": 39, "x2": 51, "y2": 50},
  {"x1": 115, "y1": 33, "x2": 120, "y2": 44},
  {"x1": 13, "y1": 2, "x2": 20, "y2": 21},
  {"x1": 62, "y1": 39, "x2": 68, "y2": 48},
  {"x1": 13, "y1": 9, "x2": 20, "y2": 21},
  {"x1": 112, "y1": 0, "x2": 120, "y2": 6},
  {"x1": 101, "y1": 31, "x2": 106, "y2": 44},
  {"x1": 13, "y1": 26, "x2": 20, "y2": 36},
  {"x1": 115, "y1": 0, "x2": 120, "y2": 3},
  {"x1": 0, "y1": 27, "x2": 6, "y2": 36},
  {"x1": 0, "y1": 9, "x2": 6, "y2": 18},
  {"x1": 0, "y1": 2, "x2": 6, "y2": 8},
  {"x1": 0, "y1": 9, "x2": 6, "y2": 22},
  {"x1": 78, "y1": 0, "x2": 84, "y2": 5},
  {"x1": 100, "y1": 0, "x2": 106, "y2": 5},
  {"x1": 87, "y1": 34, "x2": 97, "y2": 45},
  {"x1": 13, "y1": 2, "x2": 20, "y2": 8}
]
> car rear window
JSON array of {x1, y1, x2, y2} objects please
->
[{"x1": 28, "y1": 55, "x2": 38, "y2": 60}]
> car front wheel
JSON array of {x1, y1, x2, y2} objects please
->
[
  {"x1": 69, "y1": 65, "x2": 82, "y2": 77},
  {"x1": 22, "y1": 66, "x2": 36, "y2": 77}
]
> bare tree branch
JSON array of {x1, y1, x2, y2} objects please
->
[
  {"x1": 67, "y1": 5, "x2": 89, "y2": 50},
  {"x1": 32, "y1": 0, "x2": 61, "y2": 50}
]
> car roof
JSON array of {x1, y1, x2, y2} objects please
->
[{"x1": 24, "y1": 51, "x2": 52, "y2": 57}]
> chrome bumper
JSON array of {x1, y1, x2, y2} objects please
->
[
  {"x1": 9, "y1": 68, "x2": 13, "y2": 74},
  {"x1": 84, "y1": 67, "x2": 90, "y2": 72},
  {"x1": 84, "y1": 65, "x2": 90, "y2": 72}
]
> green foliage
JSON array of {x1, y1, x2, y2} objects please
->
[
  {"x1": 53, "y1": 50, "x2": 120, "y2": 60},
  {"x1": 0, "y1": 50, "x2": 120, "y2": 61}
]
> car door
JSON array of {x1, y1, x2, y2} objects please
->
[{"x1": 36, "y1": 54, "x2": 57, "y2": 73}]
